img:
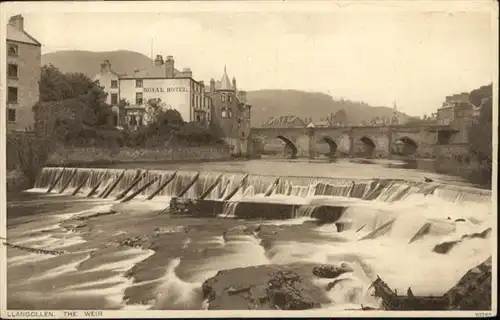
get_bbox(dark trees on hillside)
[467,84,493,187]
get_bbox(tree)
[468,97,492,161]
[469,83,493,107]
[38,64,112,127]
[467,85,493,187]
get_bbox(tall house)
[93,55,212,131]
[207,66,252,155]
[6,15,41,132]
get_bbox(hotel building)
[5,15,41,132]
[94,55,210,130]
[94,55,251,155]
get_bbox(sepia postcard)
[0,0,498,318]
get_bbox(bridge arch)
[276,135,298,159]
[360,136,376,158]
[393,136,418,156]
[321,137,338,156]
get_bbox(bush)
[7,132,56,187]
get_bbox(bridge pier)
[307,126,316,159]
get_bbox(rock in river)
[312,263,353,278]
[202,263,330,310]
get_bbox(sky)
[4,1,497,117]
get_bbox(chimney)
[232,77,237,90]
[182,67,192,78]
[154,54,164,66]
[100,60,111,73]
[165,55,175,78]
[9,15,24,31]
[238,90,247,103]
[210,78,215,94]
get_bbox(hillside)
[42,50,410,126]
[246,90,410,126]
[41,50,152,77]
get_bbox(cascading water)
[14,165,493,311]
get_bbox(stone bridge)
[249,124,456,159]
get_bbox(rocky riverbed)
[6,192,493,311]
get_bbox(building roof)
[6,24,41,46]
[314,119,332,127]
[127,64,181,78]
[218,66,233,91]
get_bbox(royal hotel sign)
[143,87,188,93]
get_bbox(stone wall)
[47,145,232,166]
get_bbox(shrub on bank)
[7,132,56,188]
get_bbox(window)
[111,80,118,88]
[111,93,118,105]
[8,64,18,78]
[70,111,77,120]
[8,87,18,104]
[221,108,227,118]
[228,109,233,119]
[228,95,232,102]
[221,94,226,102]
[138,115,143,126]
[130,115,137,126]
[136,92,143,104]
[8,109,16,122]
[8,43,18,56]
[136,79,143,88]
[196,114,201,122]
[112,114,118,127]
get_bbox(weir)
[34,167,492,222]
[59,169,77,194]
[100,169,127,198]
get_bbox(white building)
[93,55,211,130]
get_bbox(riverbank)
[46,146,232,166]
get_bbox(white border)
[0,1,498,318]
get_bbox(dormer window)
[111,80,118,88]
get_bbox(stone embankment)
[47,146,231,166]
[445,257,492,310]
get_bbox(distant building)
[263,115,306,128]
[313,119,332,128]
[436,93,475,145]
[93,55,212,131]
[6,15,41,132]
[206,66,252,155]
[437,93,475,126]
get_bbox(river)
[6,159,493,311]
